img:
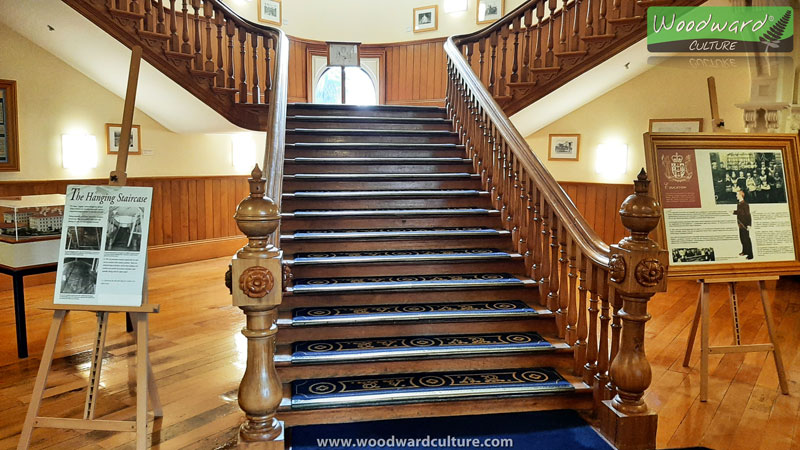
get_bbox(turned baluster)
[499,26,509,95]
[478,39,486,84]
[598,0,607,34]
[498,148,508,223]
[556,224,569,338]
[265,37,273,94]
[238,27,248,102]
[522,9,532,81]
[156,0,165,34]
[226,20,236,88]
[546,0,556,66]
[585,0,594,37]
[565,236,578,346]
[251,35,261,103]
[169,0,179,51]
[215,13,225,86]
[143,0,152,32]
[181,0,191,53]
[511,15,521,83]
[510,160,522,248]
[192,0,202,69]
[465,43,473,70]
[595,281,612,409]
[600,170,667,450]
[574,250,588,374]
[572,0,581,51]
[612,0,621,20]
[584,263,600,384]
[489,32,498,95]
[129,0,139,13]
[203,2,214,72]
[547,213,561,323]
[517,172,529,256]
[534,1,544,68]
[537,202,551,303]
[559,2,567,53]
[606,287,622,399]
[529,188,541,282]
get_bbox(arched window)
[313,66,377,105]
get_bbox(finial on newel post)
[229,164,284,448]
[599,168,668,450]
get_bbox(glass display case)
[0,194,65,242]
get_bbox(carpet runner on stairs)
[288,249,514,265]
[290,273,526,294]
[291,367,574,409]
[288,227,506,240]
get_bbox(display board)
[644,133,800,279]
[53,185,153,306]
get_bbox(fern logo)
[648,6,794,53]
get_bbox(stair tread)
[289,128,458,135]
[284,190,486,198]
[288,115,451,124]
[287,157,472,164]
[289,273,531,294]
[288,173,477,180]
[285,208,497,218]
[284,227,508,240]
[290,366,576,409]
[288,143,464,148]
[291,332,560,364]
[289,300,545,327]
[287,249,518,265]
[288,103,446,112]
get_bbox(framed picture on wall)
[413,5,438,33]
[548,134,580,161]
[649,118,703,133]
[105,123,141,155]
[477,0,505,24]
[0,79,20,172]
[258,0,281,25]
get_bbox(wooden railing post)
[600,169,667,450]
[229,166,284,449]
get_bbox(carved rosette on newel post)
[230,165,284,449]
[600,169,668,450]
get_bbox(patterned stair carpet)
[290,249,512,264]
[290,273,524,294]
[291,367,573,409]
[290,227,504,240]
[289,409,613,449]
[292,332,553,363]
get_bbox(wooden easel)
[18,45,162,449]
[683,276,789,402]
[707,76,730,133]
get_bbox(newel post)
[229,165,284,449]
[599,169,667,450]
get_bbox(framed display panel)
[548,134,580,161]
[105,123,141,155]
[413,5,438,33]
[258,0,281,25]
[644,133,800,279]
[0,80,20,172]
[477,0,505,24]
[327,42,361,67]
[649,118,703,133]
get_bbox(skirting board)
[0,236,247,291]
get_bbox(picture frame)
[258,0,281,25]
[0,79,21,172]
[327,42,361,67]
[644,132,800,279]
[105,123,141,155]
[413,5,438,33]
[548,134,580,161]
[649,118,704,133]
[477,0,505,24]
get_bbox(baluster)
[565,235,578,346]
[522,179,533,272]
[574,250,588,374]
[511,15,521,82]
[546,0,556,66]
[238,27,248,102]
[215,12,225,86]
[555,223,568,337]
[465,43,473,71]
[534,1,544,68]
[498,147,508,223]
[559,1,568,53]
[226,20,236,89]
[181,0,191,54]
[265,37,273,94]
[607,285,622,399]
[598,0,607,34]
[512,160,523,250]
[251,35,261,103]
[499,26,509,95]
[156,0,166,34]
[129,0,139,13]
[547,211,560,316]
[204,2,214,72]
[572,0,582,51]
[537,202,551,303]
[522,9,532,82]
[529,188,541,282]
[516,171,528,256]
[192,0,202,69]
[143,0,152,32]
[585,0,594,37]
[489,32,498,95]
[169,0,179,51]
[584,264,599,384]
[595,281,612,408]
[478,39,486,85]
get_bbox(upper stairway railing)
[455,0,705,114]
[446,3,670,447]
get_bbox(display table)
[0,260,58,358]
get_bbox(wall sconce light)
[231,133,257,171]
[595,142,628,176]
[444,0,468,13]
[61,134,97,169]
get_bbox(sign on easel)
[54,185,153,307]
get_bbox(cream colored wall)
[524,62,751,184]
[227,0,526,43]
[0,23,262,182]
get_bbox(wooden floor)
[0,257,798,449]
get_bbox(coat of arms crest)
[661,152,694,182]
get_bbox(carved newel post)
[230,165,284,449]
[600,169,668,450]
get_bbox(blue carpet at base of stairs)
[289,409,613,450]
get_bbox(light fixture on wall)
[231,133,257,171]
[444,0,468,13]
[61,134,97,169]
[595,142,628,177]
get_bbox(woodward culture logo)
[648,6,793,52]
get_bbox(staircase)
[276,103,591,425]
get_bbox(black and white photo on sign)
[60,257,98,295]
[259,0,281,24]
[414,6,437,32]
[548,134,580,160]
[66,226,102,251]
[106,206,145,252]
[105,123,141,154]
[672,247,715,263]
[478,0,504,23]
[709,151,788,205]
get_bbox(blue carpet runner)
[291,249,511,264]
[289,409,612,449]
[291,273,524,294]
[291,227,503,240]
[292,332,552,363]
[291,367,572,409]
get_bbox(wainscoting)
[559,181,631,246]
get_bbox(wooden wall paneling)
[188,180,198,241]
[161,179,174,244]
[204,180,214,239]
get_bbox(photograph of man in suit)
[733,190,754,260]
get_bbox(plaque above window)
[327,42,360,67]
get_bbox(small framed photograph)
[105,123,141,155]
[477,0,505,24]
[649,118,703,133]
[258,0,281,25]
[0,79,20,172]
[328,42,360,67]
[413,5,438,33]
[548,134,580,161]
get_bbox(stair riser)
[286,149,467,159]
[286,134,459,144]
[287,105,447,118]
[282,197,489,211]
[287,120,452,131]
[284,163,474,174]
[278,392,593,427]
[281,216,503,232]
[282,287,537,308]
[288,260,526,279]
[280,236,515,253]
[275,319,555,344]
[284,179,483,191]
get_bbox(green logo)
[647,7,793,52]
